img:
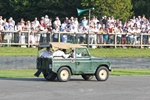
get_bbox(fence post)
[50,32,52,42]
[140,33,143,48]
[114,33,117,48]
[28,31,30,47]
[58,32,60,42]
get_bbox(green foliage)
[0,0,149,24]
[81,0,133,21]
[132,0,150,18]
[0,0,13,17]
[0,0,82,22]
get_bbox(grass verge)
[0,47,150,58]
[111,68,150,76]
[0,68,150,78]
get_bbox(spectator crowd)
[0,14,150,47]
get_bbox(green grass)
[0,47,150,58]
[0,47,37,56]
[0,47,150,78]
[0,68,150,78]
[89,48,150,58]
[111,68,150,76]
[0,69,37,78]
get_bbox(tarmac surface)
[0,76,150,100]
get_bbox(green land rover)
[34,43,111,82]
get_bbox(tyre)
[43,72,57,81]
[57,67,71,82]
[81,74,94,80]
[95,66,109,81]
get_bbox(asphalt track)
[0,76,150,100]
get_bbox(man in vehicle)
[39,46,53,58]
[53,48,69,58]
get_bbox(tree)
[0,0,138,22]
[6,0,82,22]
[0,0,13,19]
[132,0,150,19]
[81,0,133,21]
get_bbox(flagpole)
[76,7,94,48]
[87,9,91,48]
[87,8,94,48]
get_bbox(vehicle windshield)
[75,48,90,58]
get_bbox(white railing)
[0,31,150,48]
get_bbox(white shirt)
[0,25,4,34]
[8,22,15,31]
[0,19,4,25]
[82,19,88,28]
[33,20,40,28]
[53,50,69,58]
[39,50,53,58]
[44,18,50,24]
[53,20,61,27]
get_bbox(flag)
[77,8,90,16]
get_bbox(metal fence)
[0,31,150,48]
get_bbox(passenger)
[68,49,75,58]
[53,48,69,58]
[39,46,53,58]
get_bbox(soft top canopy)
[38,42,85,50]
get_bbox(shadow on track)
[0,77,98,82]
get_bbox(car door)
[75,48,92,74]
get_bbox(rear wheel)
[81,74,94,80]
[95,66,109,81]
[43,72,57,81]
[57,67,71,82]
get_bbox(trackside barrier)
[0,31,150,48]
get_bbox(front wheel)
[95,66,109,81]
[81,74,94,80]
[57,67,71,82]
